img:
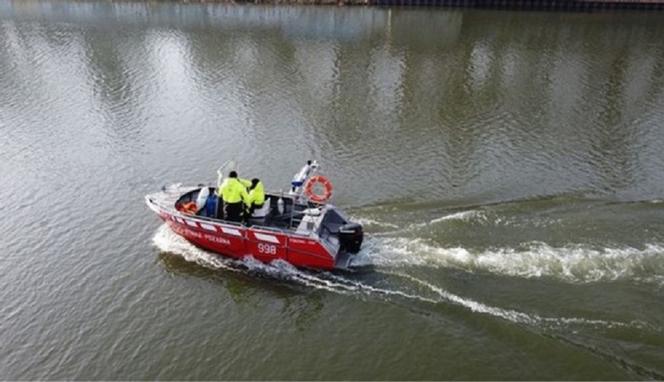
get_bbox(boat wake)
[360,237,664,285]
[152,222,664,379]
[348,204,664,286]
[151,224,653,332]
[428,210,486,224]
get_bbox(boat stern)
[312,205,364,270]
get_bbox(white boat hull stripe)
[254,232,280,244]
[200,223,217,231]
[221,227,242,237]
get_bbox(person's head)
[229,171,237,178]
[250,178,260,190]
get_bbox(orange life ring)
[304,175,333,204]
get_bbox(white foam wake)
[151,225,651,331]
[387,272,651,330]
[429,210,486,224]
[363,238,664,284]
[369,210,489,236]
[349,217,400,229]
[152,224,240,272]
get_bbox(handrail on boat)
[216,160,237,188]
[145,193,316,235]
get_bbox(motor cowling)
[338,223,363,254]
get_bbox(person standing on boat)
[218,171,249,222]
[246,178,265,217]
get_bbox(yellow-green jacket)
[248,181,265,206]
[218,178,249,204]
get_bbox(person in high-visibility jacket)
[217,171,249,222]
[246,178,265,217]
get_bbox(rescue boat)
[145,161,364,270]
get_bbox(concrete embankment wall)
[242,0,664,9]
[369,0,664,9]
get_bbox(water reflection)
[1,0,663,205]
[0,1,388,39]
[158,252,324,330]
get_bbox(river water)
[2,1,664,379]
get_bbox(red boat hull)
[156,209,337,270]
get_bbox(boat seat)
[252,198,270,218]
[247,199,271,226]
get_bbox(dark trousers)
[224,201,244,222]
[216,197,224,219]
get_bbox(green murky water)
[1,1,664,379]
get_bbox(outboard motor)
[338,223,363,254]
